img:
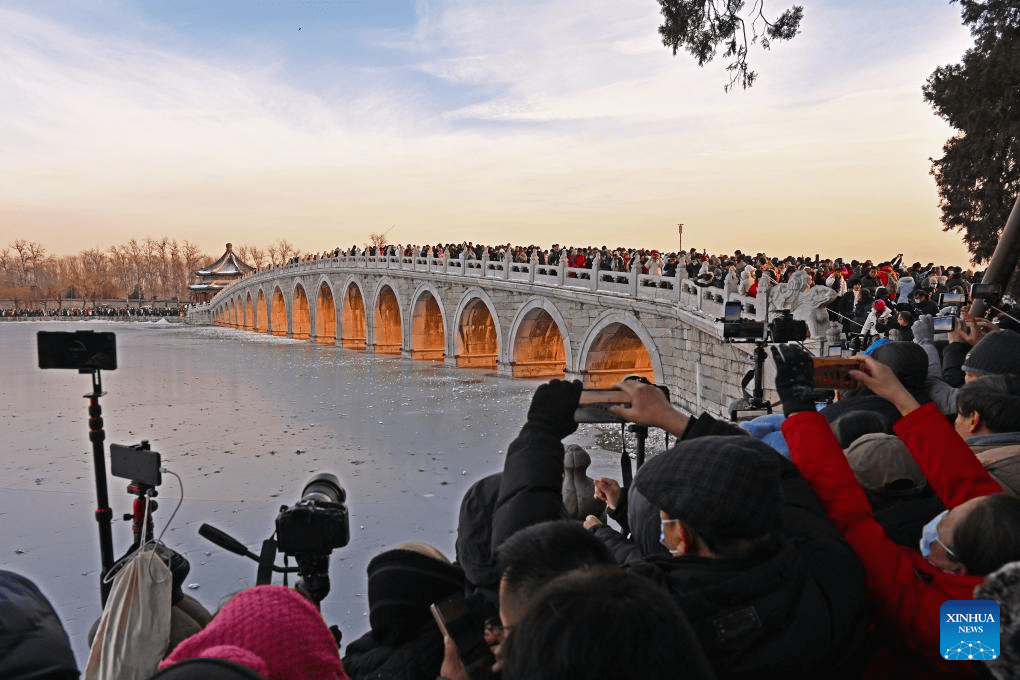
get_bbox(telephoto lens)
[301,473,344,505]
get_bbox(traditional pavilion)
[188,243,255,303]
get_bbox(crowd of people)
[6,245,1020,679]
[0,305,189,319]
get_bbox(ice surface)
[0,320,627,666]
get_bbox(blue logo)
[941,600,1000,661]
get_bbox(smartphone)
[932,316,956,332]
[430,595,494,680]
[812,357,863,390]
[38,331,117,371]
[940,292,967,306]
[110,443,162,486]
[574,389,629,423]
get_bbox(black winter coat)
[597,414,871,678]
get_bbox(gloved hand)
[526,379,583,438]
[770,344,817,415]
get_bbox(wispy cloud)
[0,2,982,264]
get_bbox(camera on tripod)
[275,473,350,555]
[723,309,807,344]
[200,472,351,607]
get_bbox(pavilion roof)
[194,243,255,278]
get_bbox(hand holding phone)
[574,389,630,423]
[431,596,495,680]
[811,357,864,390]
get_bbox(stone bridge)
[187,254,790,418]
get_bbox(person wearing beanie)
[820,341,931,430]
[940,317,1009,388]
[343,544,480,680]
[158,585,350,680]
[929,326,1020,414]
[962,329,1020,380]
[582,380,869,677]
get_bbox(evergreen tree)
[924,0,1020,262]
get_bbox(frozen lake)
[0,319,627,667]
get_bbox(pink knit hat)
[159,585,349,680]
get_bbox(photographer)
[583,381,869,677]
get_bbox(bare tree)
[268,238,300,267]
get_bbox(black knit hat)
[962,330,1020,378]
[366,548,465,646]
[633,436,782,544]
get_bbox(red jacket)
[783,403,1002,678]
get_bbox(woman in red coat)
[776,348,1020,678]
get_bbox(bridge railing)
[192,254,767,323]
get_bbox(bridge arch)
[245,293,254,330]
[313,278,337,345]
[577,311,662,388]
[371,280,403,355]
[232,299,241,328]
[507,298,571,378]
[341,278,367,350]
[271,286,288,337]
[409,283,447,360]
[255,289,268,333]
[454,288,502,370]
[292,282,311,340]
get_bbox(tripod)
[83,369,116,606]
[728,340,774,422]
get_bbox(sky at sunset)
[1,1,984,265]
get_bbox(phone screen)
[811,357,863,390]
[430,596,494,680]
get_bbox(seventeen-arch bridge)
[187,254,776,418]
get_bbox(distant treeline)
[0,238,304,309]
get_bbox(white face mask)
[919,509,949,557]
[659,518,682,557]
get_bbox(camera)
[769,311,808,343]
[275,473,350,555]
[723,319,766,341]
[932,316,957,332]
